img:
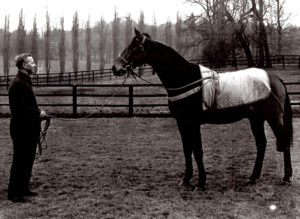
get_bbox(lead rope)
[34,76,129,158]
[36,118,51,159]
[46,76,129,121]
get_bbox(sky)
[0,0,299,31]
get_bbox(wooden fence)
[0,55,299,86]
[190,55,300,69]
[0,67,154,86]
[0,82,299,118]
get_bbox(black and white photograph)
[0,0,299,218]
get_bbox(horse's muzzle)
[112,64,128,76]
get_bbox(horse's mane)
[150,40,191,67]
[145,36,200,87]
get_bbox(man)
[8,53,48,202]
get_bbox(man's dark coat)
[8,71,41,197]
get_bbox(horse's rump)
[201,66,272,110]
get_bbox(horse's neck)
[146,42,199,89]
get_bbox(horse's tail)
[282,79,293,150]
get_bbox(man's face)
[23,57,37,74]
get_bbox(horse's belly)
[200,106,249,124]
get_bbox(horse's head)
[112,28,149,76]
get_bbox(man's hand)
[40,110,50,120]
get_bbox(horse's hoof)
[245,179,256,186]
[179,180,191,188]
[195,184,206,192]
[282,177,292,184]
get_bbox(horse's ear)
[134,28,143,39]
[143,33,151,39]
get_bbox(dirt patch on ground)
[0,117,299,218]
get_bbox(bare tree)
[251,0,272,67]
[223,0,255,66]
[186,0,255,66]
[150,15,158,74]
[138,11,146,75]
[125,14,133,45]
[138,11,145,32]
[59,16,66,76]
[175,12,183,54]
[85,17,92,72]
[98,17,107,72]
[184,12,198,58]
[17,9,26,54]
[272,0,289,54]
[164,20,173,47]
[184,1,230,63]
[44,9,51,75]
[112,8,120,63]
[3,15,11,80]
[31,15,39,67]
[72,11,79,77]
[151,15,157,40]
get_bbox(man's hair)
[15,53,32,69]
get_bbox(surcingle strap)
[168,86,202,102]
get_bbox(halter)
[119,36,216,102]
[118,35,147,74]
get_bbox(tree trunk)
[224,9,254,67]
[276,0,282,54]
[252,0,272,68]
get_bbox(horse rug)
[200,65,272,110]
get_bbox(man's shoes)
[22,190,38,197]
[8,195,26,203]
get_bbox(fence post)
[298,56,300,69]
[92,70,95,82]
[6,75,9,88]
[129,85,133,116]
[6,75,9,90]
[72,85,77,118]
[282,55,285,68]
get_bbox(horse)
[112,28,293,190]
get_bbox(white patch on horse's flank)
[201,66,271,110]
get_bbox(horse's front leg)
[192,129,206,189]
[177,119,206,189]
[177,119,193,186]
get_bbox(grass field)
[0,65,299,218]
[0,117,299,218]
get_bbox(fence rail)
[0,67,154,86]
[0,82,299,117]
[0,55,299,86]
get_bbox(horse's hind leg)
[283,150,292,182]
[267,118,293,182]
[248,118,267,184]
